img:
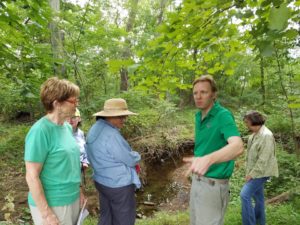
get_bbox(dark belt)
[195,175,229,186]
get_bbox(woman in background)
[241,111,278,225]
[68,108,89,169]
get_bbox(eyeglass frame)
[65,98,80,106]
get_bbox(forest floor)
[1,133,296,223]
[1,117,299,224]
[0,118,195,223]
[0,155,192,223]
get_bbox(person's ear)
[52,100,61,109]
[212,92,217,100]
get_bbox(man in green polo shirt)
[184,75,244,225]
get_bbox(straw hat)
[74,108,81,117]
[93,98,137,117]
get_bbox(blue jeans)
[240,177,269,225]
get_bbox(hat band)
[104,108,128,111]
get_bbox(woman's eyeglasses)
[65,98,80,106]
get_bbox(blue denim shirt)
[86,119,141,188]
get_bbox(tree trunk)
[274,48,298,154]
[238,75,246,108]
[259,56,265,105]
[120,0,139,91]
[49,0,66,77]
[120,67,129,91]
[157,0,168,25]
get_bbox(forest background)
[0,0,300,224]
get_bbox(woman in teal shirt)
[24,77,85,225]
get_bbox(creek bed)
[136,156,191,218]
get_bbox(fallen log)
[142,201,156,206]
[266,192,290,204]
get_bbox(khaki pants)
[190,175,230,225]
[29,198,80,225]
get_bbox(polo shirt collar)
[199,101,220,119]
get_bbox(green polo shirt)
[194,101,240,179]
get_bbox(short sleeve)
[219,111,240,141]
[24,126,49,163]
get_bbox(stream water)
[136,157,191,217]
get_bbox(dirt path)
[0,167,28,222]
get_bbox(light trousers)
[190,175,230,225]
[29,198,80,225]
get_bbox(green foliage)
[83,201,300,225]
[0,0,52,118]
[265,203,300,224]
[82,211,190,225]
[0,0,299,141]
[266,113,294,136]
[227,128,300,205]
[136,211,189,225]
[268,3,290,31]
[228,158,246,205]
[0,103,299,223]
[225,201,300,225]
[122,109,160,138]
[266,148,300,196]
[0,75,42,119]
[0,123,30,168]
[119,90,179,138]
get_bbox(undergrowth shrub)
[226,146,300,207]
[119,91,179,138]
[122,109,160,138]
[267,113,293,135]
[265,148,300,196]
[0,75,43,121]
[135,211,189,225]
[83,202,300,225]
[0,123,30,168]
[225,202,300,225]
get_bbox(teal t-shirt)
[194,101,240,179]
[24,116,81,206]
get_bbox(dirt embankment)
[0,136,194,223]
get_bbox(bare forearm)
[184,136,244,177]
[25,174,52,218]
[207,137,244,165]
[25,162,59,225]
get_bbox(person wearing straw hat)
[86,98,141,225]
